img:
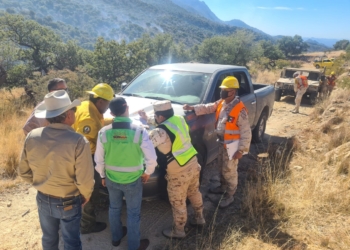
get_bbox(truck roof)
[150,63,246,73]
[283,67,322,73]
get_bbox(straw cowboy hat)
[35,90,81,118]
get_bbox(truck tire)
[310,93,317,105]
[315,64,320,69]
[275,89,282,101]
[252,111,267,143]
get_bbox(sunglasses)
[52,88,69,92]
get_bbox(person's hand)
[101,178,106,187]
[141,173,150,183]
[233,151,243,160]
[138,110,147,120]
[183,104,194,111]
[82,196,90,206]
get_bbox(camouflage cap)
[153,100,172,112]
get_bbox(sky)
[202,0,350,40]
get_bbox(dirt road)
[0,95,314,250]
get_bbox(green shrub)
[275,59,302,69]
[28,69,96,102]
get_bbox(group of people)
[292,71,337,113]
[18,75,252,250]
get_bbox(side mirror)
[121,82,128,90]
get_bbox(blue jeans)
[106,177,142,250]
[36,192,82,250]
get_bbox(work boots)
[209,185,225,194]
[162,227,186,239]
[219,194,234,209]
[190,212,206,226]
[291,107,299,114]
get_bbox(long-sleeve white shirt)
[94,121,158,178]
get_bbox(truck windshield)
[122,69,212,105]
[284,70,319,81]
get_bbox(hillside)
[0,0,271,49]
[171,0,268,35]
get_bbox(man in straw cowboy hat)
[23,78,69,135]
[19,90,94,250]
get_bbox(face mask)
[220,90,229,99]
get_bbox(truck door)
[233,71,256,127]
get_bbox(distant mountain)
[1,0,272,49]
[171,0,221,22]
[171,0,269,36]
[305,39,331,52]
[303,37,339,48]
[224,19,267,35]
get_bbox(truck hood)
[276,78,319,86]
[104,95,187,121]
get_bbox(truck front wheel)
[252,111,267,143]
[315,65,320,69]
[275,89,282,101]
[310,93,317,105]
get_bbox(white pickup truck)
[106,63,275,198]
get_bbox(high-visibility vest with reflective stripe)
[160,115,197,166]
[215,100,246,145]
[99,118,144,184]
[300,75,308,88]
[327,76,336,86]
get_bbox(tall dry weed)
[252,70,280,84]
[265,88,350,249]
[0,88,29,179]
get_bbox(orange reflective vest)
[300,75,308,88]
[215,100,247,145]
[327,76,336,86]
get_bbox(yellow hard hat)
[331,71,335,75]
[219,76,240,89]
[86,83,114,101]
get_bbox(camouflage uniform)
[294,77,307,112]
[318,76,328,100]
[148,126,204,233]
[194,97,252,197]
[326,75,337,96]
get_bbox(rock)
[257,153,269,158]
[7,202,11,207]
[293,166,303,171]
[329,107,336,112]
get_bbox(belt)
[38,191,79,200]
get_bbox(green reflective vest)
[160,115,197,166]
[99,117,144,184]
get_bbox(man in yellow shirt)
[73,83,114,234]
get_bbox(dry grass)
[258,88,350,249]
[0,88,29,182]
[252,70,280,84]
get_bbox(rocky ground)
[0,95,314,250]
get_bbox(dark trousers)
[37,192,82,250]
[80,155,101,232]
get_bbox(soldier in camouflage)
[139,101,205,239]
[183,76,252,208]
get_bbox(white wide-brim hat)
[35,90,81,118]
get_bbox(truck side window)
[234,72,250,96]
